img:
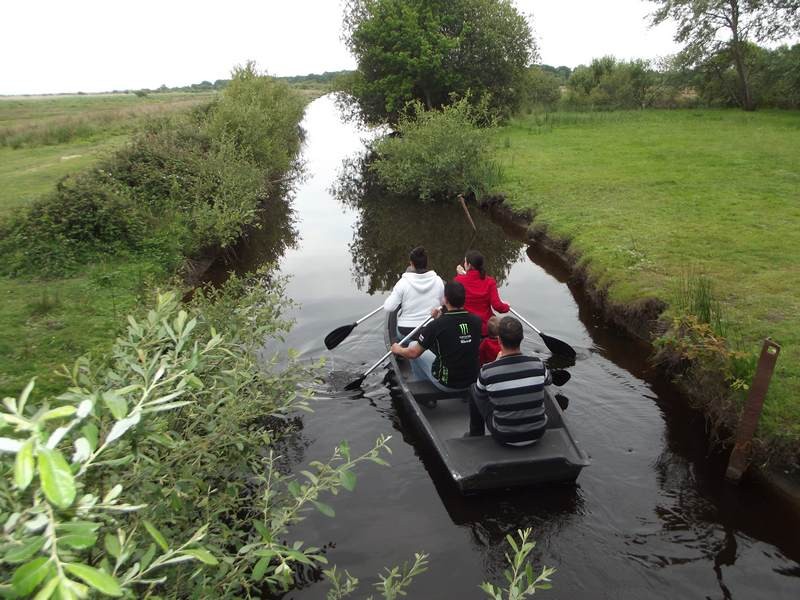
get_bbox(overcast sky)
[2,0,684,95]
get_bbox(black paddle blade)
[540,333,577,360]
[555,393,570,411]
[550,369,571,387]
[343,375,366,391]
[324,323,357,350]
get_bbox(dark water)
[230,96,800,599]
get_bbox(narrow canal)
[225,95,800,599]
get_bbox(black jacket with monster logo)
[418,309,482,389]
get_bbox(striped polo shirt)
[475,354,549,444]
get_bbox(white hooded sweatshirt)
[383,270,445,328]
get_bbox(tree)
[650,0,800,110]
[340,0,536,124]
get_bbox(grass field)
[0,91,216,148]
[493,109,800,454]
[0,93,214,397]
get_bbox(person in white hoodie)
[383,246,444,339]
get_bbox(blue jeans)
[410,345,469,393]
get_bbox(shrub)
[370,97,501,201]
[0,171,148,276]
[0,274,393,598]
[0,62,306,277]
[206,61,305,183]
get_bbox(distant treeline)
[525,44,800,111]
[130,71,352,96]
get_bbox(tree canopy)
[340,0,536,124]
[649,0,800,110]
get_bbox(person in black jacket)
[391,281,481,392]
[467,316,551,445]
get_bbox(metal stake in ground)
[725,338,781,483]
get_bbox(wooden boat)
[385,310,590,493]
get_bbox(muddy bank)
[479,195,800,508]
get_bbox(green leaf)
[312,501,335,518]
[4,536,45,563]
[41,406,77,421]
[59,533,97,550]
[81,423,98,451]
[338,469,357,492]
[18,379,35,413]
[287,480,301,497]
[143,520,168,552]
[64,563,122,597]
[253,520,271,541]
[11,557,50,596]
[181,548,218,565]
[140,544,157,570]
[37,448,76,508]
[252,557,270,581]
[102,391,127,420]
[104,534,121,559]
[14,439,34,490]
[32,575,59,600]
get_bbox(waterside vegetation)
[0,63,304,397]
[492,108,800,467]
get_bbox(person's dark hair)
[465,250,486,279]
[409,246,428,270]
[498,316,524,348]
[486,316,500,338]
[444,281,466,308]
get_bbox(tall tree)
[340,0,536,124]
[650,0,799,110]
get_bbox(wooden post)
[458,195,477,231]
[725,338,781,483]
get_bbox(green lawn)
[0,136,126,217]
[493,109,800,452]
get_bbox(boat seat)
[404,380,468,403]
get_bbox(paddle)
[324,306,384,350]
[550,369,571,387]
[509,307,577,360]
[344,316,433,390]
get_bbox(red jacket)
[455,270,510,336]
[479,337,501,366]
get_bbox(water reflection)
[204,182,299,282]
[332,153,523,293]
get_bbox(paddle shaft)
[509,307,542,335]
[355,306,383,325]
[360,316,433,380]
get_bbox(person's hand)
[430,306,442,319]
[456,264,466,275]
[391,343,403,355]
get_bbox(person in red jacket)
[479,316,501,366]
[455,250,510,337]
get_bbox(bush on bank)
[0,63,305,278]
[370,96,500,201]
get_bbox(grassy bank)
[0,72,305,398]
[492,109,800,463]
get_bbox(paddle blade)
[540,333,577,360]
[550,369,571,387]
[324,323,357,350]
[555,393,570,411]
[343,375,366,391]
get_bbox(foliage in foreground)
[370,97,500,201]
[323,528,554,599]
[0,272,392,598]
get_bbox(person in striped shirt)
[467,316,552,445]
